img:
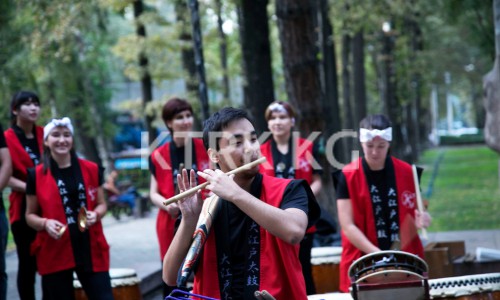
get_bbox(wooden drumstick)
[162,156,267,206]
[412,164,428,239]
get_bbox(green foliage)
[419,145,500,231]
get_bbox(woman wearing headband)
[25,118,113,300]
[260,101,322,295]
[4,91,43,300]
[149,97,210,297]
[335,114,431,292]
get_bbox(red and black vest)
[339,157,424,292]
[4,126,44,224]
[260,137,316,234]
[150,138,210,259]
[192,174,307,300]
[30,159,110,275]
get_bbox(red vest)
[150,138,210,259]
[30,159,110,275]
[4,126,44,223]
[339,157,424,292]
[192,174,307,300]
[260,138,316,233]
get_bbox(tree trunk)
[133,0,156,144]
[214,0,230,102]
[275,0,324,134]
[237,0,274,133]
[174,0,198,98]
[341,33,355,158]
[188,0,210,121]
[317,0,344,164]
[483,0,500,154]
[352,30,367,126]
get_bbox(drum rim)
[355,269,425,284]
[348,250,429,280]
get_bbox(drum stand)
[351,277,430,300]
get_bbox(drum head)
[348,250,428,282]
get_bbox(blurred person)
[163,107,320,299]
[149,97,210,297]
[259,101,322,295]
[0,123,12,300]
[335,114,431,292]
[104,169,137,215]
[4,91,43,300]
[25,117,113,300]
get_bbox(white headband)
[268,102,288,114]
[359,127,392,142]
[43,117,74,140]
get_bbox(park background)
[0,0,499,234]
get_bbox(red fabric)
[260,138,316,233]
[193,174,307,300]
[4,126,43,224]
[151,138,209,259]
[30,159,110,275]
[339,157,424,292]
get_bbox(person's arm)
[310,174,322,197]
[86,187,107,227]
[103,177,120,195]
[26,194,65,239]
[198,169,308,245]
[163,169,203,286]
[0,148,12,190]
[337,198,380,254]
[150,174,180,218]
[8,177,26,192]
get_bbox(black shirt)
[12,124,41,166]
[213,173,319,298]
[270,138,323,179]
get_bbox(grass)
[418,145,500,231]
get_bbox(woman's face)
[14,100,40,124]
[267,111,294,138]
[44,126,73,157]
[167,110,193,133]
[361,137,390,169]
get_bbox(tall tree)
[237,0,275,133]
[275,0,324,134]
[214,0,230,102]
[352,30,367,125]
[133,0,156,143]
[483,0,500,153]
[188,0,210,121]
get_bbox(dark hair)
[264,101,296,121]
[359,114,392,130]
[202,107,254,150]
[161,97,193,133]
[10,91,40,126]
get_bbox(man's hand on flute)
[197,169,241,202]
[176,169,203,225]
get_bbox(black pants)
[11,220,37,300]
[42,268,114,300]
[299,232,316,295]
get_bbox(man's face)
[214,118,261,177]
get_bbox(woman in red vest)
[25,117,113,300]
[335,114,431,292]
[259,101,322,295]
[149,97,209,297]
[5,91,43,300]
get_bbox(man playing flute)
[163,107,320,300]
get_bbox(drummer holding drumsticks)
[335,114,431,292]
[163,107,320,300]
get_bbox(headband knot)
[359,127,392,142]
[43,117,74,140]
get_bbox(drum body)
[311,247,342,293]
[429,273,500,300]
[348,251,430,300]
[308,292,353,300]
[74,268,142,300]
